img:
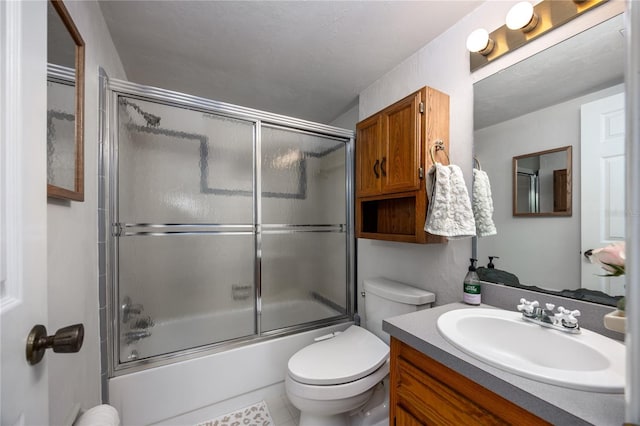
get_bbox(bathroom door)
[580,91,625,295]
[0,1,50,424]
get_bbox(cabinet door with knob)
[381,90,421,194]
[356,90,421,198]
[356,113,383,197]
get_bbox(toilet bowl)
[285,278,435,426]
[285,326,389,426]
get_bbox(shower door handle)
[373,159,380,178]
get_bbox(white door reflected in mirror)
[580,92,625,296]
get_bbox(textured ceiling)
[98,1,480,124]
[474,14,625,130]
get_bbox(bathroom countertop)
[382,302,625,426]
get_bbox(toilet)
[285,277,435,426]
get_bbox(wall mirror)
[47,0,85,201]
[513,146,572,216]
[473,13,625,305]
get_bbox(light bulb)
[506,2,539,32]
[466,29,494,56]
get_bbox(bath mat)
[196,400,273,426]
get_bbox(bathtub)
[110,299,350,425]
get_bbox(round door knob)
[26,323,84,365]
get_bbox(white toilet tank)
[363,277,435,344]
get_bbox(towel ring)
[429,140,450,165]
[474,156,482,170]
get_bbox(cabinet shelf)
[361,196,415,235]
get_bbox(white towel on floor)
[472,168,497,237]
[74,405,120,426]
[425,163,476,239]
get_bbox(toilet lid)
[287,325,390,385]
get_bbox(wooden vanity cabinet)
[355,87,449,244]
[390,338,551,426]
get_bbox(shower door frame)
[100,74,355,376]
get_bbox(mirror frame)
[512,145,572,217]
[47,0,85,201]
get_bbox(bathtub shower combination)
[101,74,355,386]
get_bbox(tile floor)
[263,394,300,426]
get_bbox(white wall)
[356,2,501,317]
[355,0,625,325]
[46,1,127,423]
[475,84,623,291]
[330,102,359,131]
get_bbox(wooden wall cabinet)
[355,87,449,244]
[390,338,551,426]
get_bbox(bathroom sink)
[436,308,625,393]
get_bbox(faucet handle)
[555,307,580,328]
[517,299,538,315]
[517,298,530,312]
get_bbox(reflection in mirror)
[47,0,85,201]
[513,146,571,216]
[473,14,625,305]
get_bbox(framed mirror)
[47,0,85,201]
[512,146,572,216]
[473,13,625,304]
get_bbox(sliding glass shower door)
[260,126,347,331]
[108,86,353,369]
[116,96,257,361]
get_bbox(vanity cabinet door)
[395,405,423,426]
[390,338,551,426]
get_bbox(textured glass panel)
[47,80,76,189]
[118,96,254,224]
[262,127,346,225]
[118,234,255,361]
[261,232,346,331]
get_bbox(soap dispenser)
[487,256,499,269]
[463,258,481,305]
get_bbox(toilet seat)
[286,360,389,401]
[287,326,390,386]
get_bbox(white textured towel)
[74,405,120,426]
[425,163,476,239]
[472,168,497,237]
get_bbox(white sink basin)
[436,308,625,393]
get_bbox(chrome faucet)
[124,329,152,345]
[121,296,144,323]
[517,298,581,334]
[132,315,155,329]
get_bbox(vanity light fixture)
[466,28,495,56]
[468,0,608,72]
[505,2,539,33]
